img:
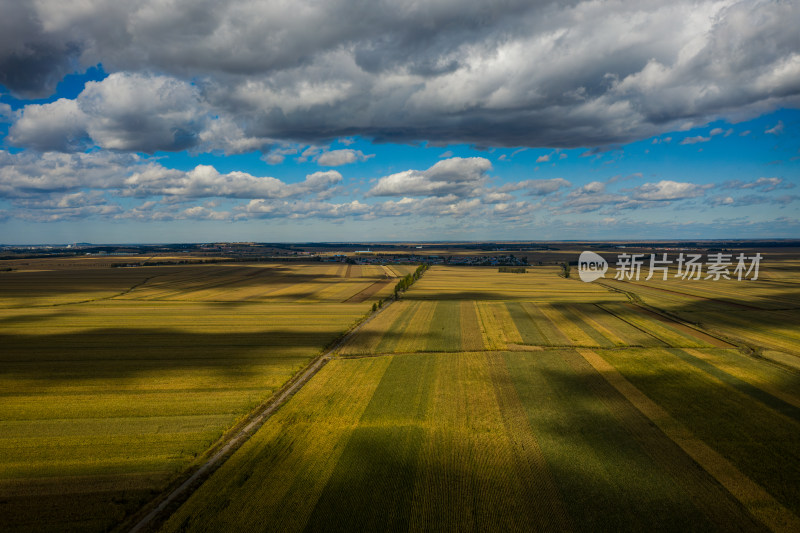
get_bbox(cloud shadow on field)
[338,327,460,355]
[532,355,800,517]
[506,356,775,531]
[0,264,385,302]
[0,311,72,326]
[404,291,546,301]
[0,327,343,384]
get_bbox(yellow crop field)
[4,259,799,532]
[602,268,800,360]
[408,265,623,301]
[162,262,800,532]
[0,261,389,532]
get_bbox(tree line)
[372,264,429,311]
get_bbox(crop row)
[163,347,799,531]
[338,299,725,355]
[0,265,376,532]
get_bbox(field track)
[128,299,398,532]
[157,264,800,532]
[4,261,799,532]
[0,262,395,532]
[343,280,394,303]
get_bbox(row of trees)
[393,264,429,297]
[371,264,429,312]
[498,266,526,273]
[372,265,428,311]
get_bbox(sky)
[0,0,798,244]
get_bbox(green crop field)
[161,261,800,532]
[0,261,394,532]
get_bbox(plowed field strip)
[576,348,800,533]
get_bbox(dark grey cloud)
[2,0,800,151]
[0,2,79,98]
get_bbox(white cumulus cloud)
[367,157,491,197]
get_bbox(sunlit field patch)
[0,261,388,532]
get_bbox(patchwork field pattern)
[0,262,394,532]
[164,264,800,532]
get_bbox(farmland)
[599,257,800,367]
[161,261,800,532]
[0,261,404,532]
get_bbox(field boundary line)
[342,279,393,303]
[595,303,671,346]
[567,303,627,346]
[594,280,738,348]
[13,271,170,309]
[335,344,743,359]
[609,279,763,310]
[682,348,800,412]
[126,299,396,533]
[576,348,800,533]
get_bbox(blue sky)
[0,1,798,244]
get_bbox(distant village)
[324,253,528,267]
